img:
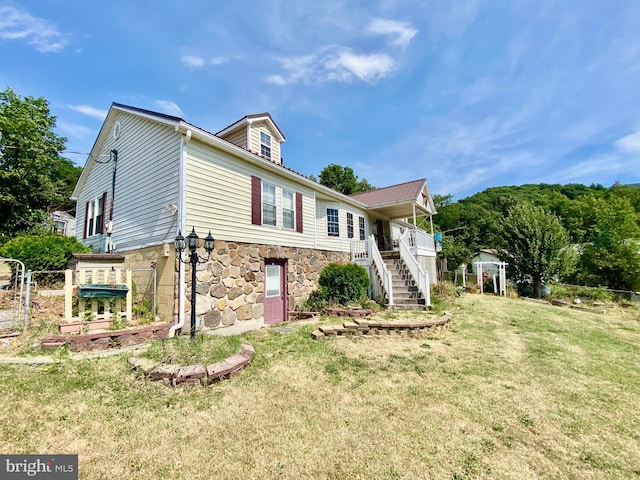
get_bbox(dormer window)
[260,131,272,159]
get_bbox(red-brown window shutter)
[83,201,90,239]
[295,192,303,233]
[251,176,262,225]
[102,191,108,233]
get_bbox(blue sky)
[1,0,639,199]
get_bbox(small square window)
[260,131,271,159]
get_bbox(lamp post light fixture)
[175,227,215,339]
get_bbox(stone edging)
[311,312,452,339]
[322,307,376,318]
[41,324,172,352]
[129,343,255,387]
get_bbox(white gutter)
[169,131,189,337]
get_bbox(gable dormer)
[216,113,286,165]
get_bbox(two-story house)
[71,103,437,333]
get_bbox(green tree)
[0,87,81,240]
[498,203,575,297]
[573,195,640,290]
[318,164,374,195]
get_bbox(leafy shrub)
[0,234,90,273]
[431,281,463,300]
[318,263,370,306]
[302,290,328,312]
[550,284,615,303]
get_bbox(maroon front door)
[264,260,286,324]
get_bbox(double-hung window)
[359,217,366,240]
[260,131,272,159]
[327,208,339,237]
[282,189,295,230]
[262,182,277,226]
[347,213,354,239]
[85,193,105,238]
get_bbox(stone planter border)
[322,307,376,318]
[129,343,255,387]
[41,323,171,352]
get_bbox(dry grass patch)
[1,294,639,479]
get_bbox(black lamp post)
[175,227,215,339]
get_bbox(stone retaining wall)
[186,241,350,331]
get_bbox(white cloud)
[153,100,184,118]
[0,5,68,52]
[265,74,287,86]
[182,55,206,68]
[68,105,108,120]
[182,54,228,68]
[56,121,95,139]
[269,47,396,85]
[325,50,395,83]
[368,19,417,48]
[615,131,640,152]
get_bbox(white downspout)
[313,191,318,249]
[169,131,189,337]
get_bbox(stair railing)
[398,233,431,306]
[369,234,393,305]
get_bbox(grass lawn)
[1,294,639,479]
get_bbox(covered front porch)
[348,178,439,309]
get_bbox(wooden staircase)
[379,251,427,310]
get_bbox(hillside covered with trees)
[434,183,640,291]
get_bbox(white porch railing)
[405,229,436,256]
[353,235,394,305]
[399,233,431,306]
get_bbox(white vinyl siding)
[185,140,315,248]
[220,128,247,149]
[75,112,181,252]
[315,201,368,252]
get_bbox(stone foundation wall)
[185,241,350,330]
